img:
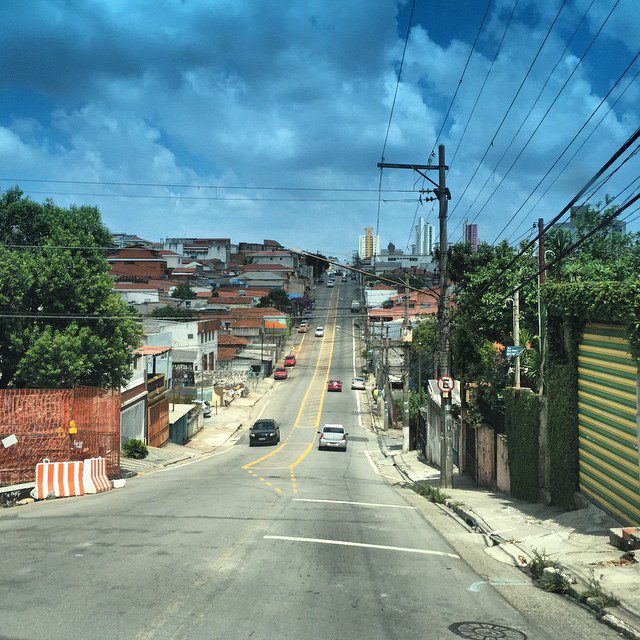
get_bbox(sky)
[0,0,638,259]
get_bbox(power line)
[447,0,568,225]
[7,189,418,203]
[473,0,625,243]
[505,63,640,243]
[0,177,415,194]
[376,0,417,243]
[448,0,520,169]
[404,0,494,250]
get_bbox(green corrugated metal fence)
[578,323,640,525]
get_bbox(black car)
[249,419,280,446]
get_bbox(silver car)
[351,377,365,390]
[317,424,348,451]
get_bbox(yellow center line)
[242,284,339,470]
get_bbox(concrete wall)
[496,434,511,494]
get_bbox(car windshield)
[253,421,275,431]
[323,427,344,433]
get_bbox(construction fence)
[0,386,120,487]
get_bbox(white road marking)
[293,498,416,510]
[352,318,363,428]
[264,535,460,559]
[255,399,270,420]
[364,449,381,475]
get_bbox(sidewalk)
[391,449,640,637]
[120,442,198,476]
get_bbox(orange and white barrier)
[82,457,111,494]
[33,457,112,500]
[34,458,85,499]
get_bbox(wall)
[496,434,511,494]
[476,425,495,488]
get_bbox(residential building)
[372,250,436,274]
[107,247,169,281]
[245,250,298,269]
[163,238,230,265]
[415,217,435,255]
[364,284,399,308]
[112,233,155,249]
[358,227,380,260]
[113,282,160,304]
[463,221,479,252]
[553,204,627,237]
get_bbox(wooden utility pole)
[377,149,451,480]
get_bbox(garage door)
[578,323,640,525]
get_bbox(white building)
[415,218,435,255]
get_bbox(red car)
[274,367,288,380]
[327,379,342,392]
[284,354,296,367]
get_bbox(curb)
[392,453,640,640]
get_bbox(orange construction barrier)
[82,457,112,494]
[34,459,85,500]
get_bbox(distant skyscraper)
[358,226,380,260]
[415,217,435,255]
[463,221,478,252]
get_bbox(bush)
[547,362,578,510]
[122,438,148,459]
[505,387,540,502]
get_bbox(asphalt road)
[0,279,620,640]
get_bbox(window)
[409,258,418,262]
[188,333,194,340]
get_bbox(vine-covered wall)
[504,387,540,502]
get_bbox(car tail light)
[320,433,325,439]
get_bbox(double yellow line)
[242,283,340,480]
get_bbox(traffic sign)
[505,345,525,358]
[437,375,455,394]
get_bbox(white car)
[317,424,348,451]
[327,281,334,288]
[351,377,365,391]
[315,326,324,337]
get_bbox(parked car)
[274,367,288,380]
[249,419,280,446]
[315,326,324,337]
[284,354,296,367]
[351,377,365,391]
[317,424,348,451]
[327,379,342,392]
[298,325,308,333]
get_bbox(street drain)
[449,622,527,639]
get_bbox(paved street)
[0,280,620,640]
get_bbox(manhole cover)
[449,622,527,639]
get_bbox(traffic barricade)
[82,457,112,494]
[33,459,85,500]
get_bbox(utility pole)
[377,149,451,483]
[402,278,410,453]
[538,217,546,395]
[436,144,453,489]
[383,325,390,431]
[513,289,520,388]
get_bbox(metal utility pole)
[383,325,390,431]
[436,144,453,489]
[402,278,410,453]
[513,289,521,388]
[377,148,451,482]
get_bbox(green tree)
[171,283,196,299]
[0,188,142,389]
[257,289,291,312]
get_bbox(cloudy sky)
[0,0,638,257]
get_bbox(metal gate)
[578,323,640,525]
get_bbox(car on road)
[315,326,324,337]
[303,309,313,318]
[249,419,280,446]
[351,377,365,390]
[298,324,307,333]
[284,354,296,367]
[326,281,334,288]
[317,424,348,451]
[274,367,288,380]
[327,379,342,392]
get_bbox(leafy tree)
[171,283,196,299]
[0,188,142,389]
[257,289,291,312]
[149,305,196,319]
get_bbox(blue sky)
[0,0,638,257]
